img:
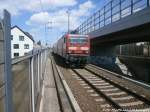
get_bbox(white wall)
[11,27,34,58]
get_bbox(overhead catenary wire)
[39,0,44,13]
[38,0,72,46]
[39,0,47,45]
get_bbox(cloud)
[23,0,77,12]
[0,0,20,16]
[26,0,95,44]
[26,12,51,25]
[26,10,75,31]
[26,1,95,30]
[72,0,94,18]
[0,0,77,16]
[45,0,77,7]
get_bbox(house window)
[13,44,19,49]
[24,52,28,55]
[11,35,13,40]
[19,36,24,41]
[64,37,66,43]
[24,44,29,49]
[14,53,19,57]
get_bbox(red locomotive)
[53,33,90,67]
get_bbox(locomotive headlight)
[68,47,77,50]
[81,47,89,50]
[85,51,89,53]
[68,50,72,53]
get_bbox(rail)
[72,69,123,110]
[88,64,150,90]
[50,54,82,112]
[73,68,150,111]
[76,0,150,34]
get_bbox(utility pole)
[44,23,47,46]
[45,21,52,46]
[47,21,52,29]
[47,21,52,47]
[66,10,70,33]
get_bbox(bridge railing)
[76,0,150,34]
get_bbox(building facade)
[11,26,34,58]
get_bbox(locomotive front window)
[69,37,88,43]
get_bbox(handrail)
[12,49,47,65]
[76,0,150,34]
[11,48,48,112]
[12,54,33,65]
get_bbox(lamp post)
[66,10,70,33]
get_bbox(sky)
[0,0,110,45]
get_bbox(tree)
[37,40,41,45]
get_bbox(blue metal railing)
[76,0,150,34]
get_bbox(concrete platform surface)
[39,58,60,112]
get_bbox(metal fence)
[116,42,150,57]
[12,49,48,112]
[0,10,48,112]
[76,0,150,34]
[0,10,12,112]
[0,16,5,112]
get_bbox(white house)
[11,26,34,58]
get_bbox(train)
[53,33,90,67]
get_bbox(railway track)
[50,55,82,112]
[72,68,150,111]
[87,64,150,90]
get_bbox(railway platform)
[39,55,83,112]
[39,58,60,112]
